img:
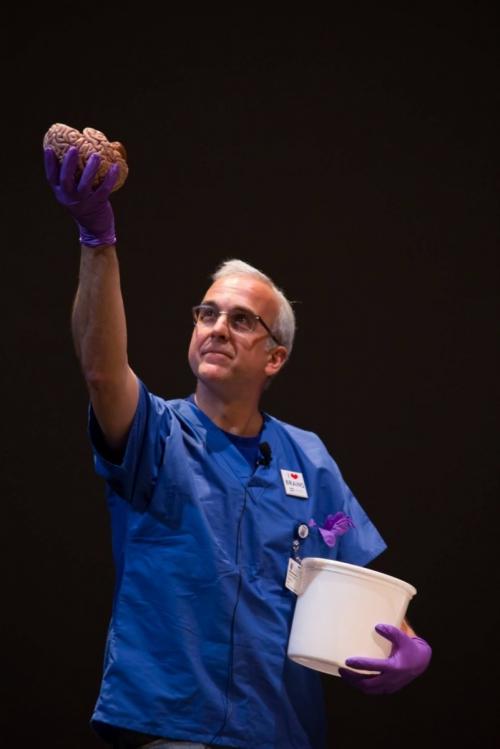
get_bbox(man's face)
[188,274,286,396]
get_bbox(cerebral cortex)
[43,123,128,192]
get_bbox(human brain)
[43,123,128,192]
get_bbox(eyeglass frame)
[192,303,282,346]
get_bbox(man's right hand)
[44,146,118,247]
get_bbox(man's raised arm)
[44,145,138,450]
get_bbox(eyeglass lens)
[193,305,256,332]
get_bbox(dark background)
[3,9,498,748]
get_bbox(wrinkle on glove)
[44,146,118,247]
[339,623,432,694]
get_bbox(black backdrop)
[3,9,498,748]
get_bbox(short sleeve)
[88,380,172,509]
[336,483,387,566]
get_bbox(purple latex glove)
[44,146,119,247]
[308,512,355,548]
[338,623,432,694]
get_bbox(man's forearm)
[72,244,129,388]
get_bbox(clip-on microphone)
[256,442,272,467]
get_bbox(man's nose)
[210,311,230,337]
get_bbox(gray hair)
[211,259,296,354]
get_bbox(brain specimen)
[43,123,128,192]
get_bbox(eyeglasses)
[192,304,282,346]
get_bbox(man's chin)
[197,361,232,381]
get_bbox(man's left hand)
[338,623,432,694]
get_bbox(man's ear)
[265,346,288,377]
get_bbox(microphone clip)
[256,442,272,467]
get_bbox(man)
[44,145,432,749]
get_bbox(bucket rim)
[301,557,417,597]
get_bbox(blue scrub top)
[89,381,387,748]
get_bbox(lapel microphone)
[256,442,272,467]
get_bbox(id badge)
[285,557,302,594]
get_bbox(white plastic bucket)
[287,558,416,676]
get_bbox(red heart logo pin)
[291,473,299,479]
